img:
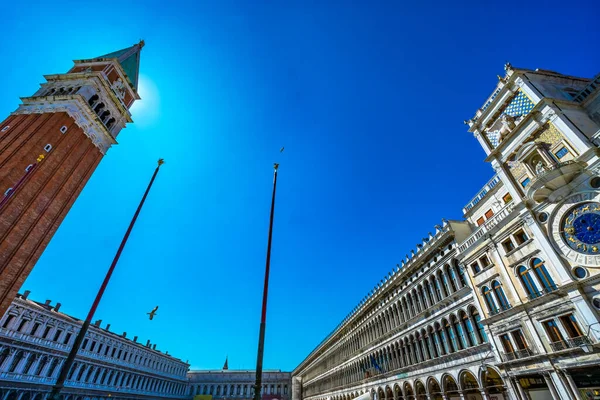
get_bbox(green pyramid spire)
[97,40,144,91]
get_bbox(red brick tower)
[0,42,144,316]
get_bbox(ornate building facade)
[187,368,291,400]
[0,291,189,399]
[0,42,144,317]
[292,66,600,400]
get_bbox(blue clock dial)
[562,202,600,254]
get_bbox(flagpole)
[253,163,279,400]
[48,159,165,400]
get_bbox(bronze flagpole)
[48,159,165,399]
[253,162,280,400]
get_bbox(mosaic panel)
[486,130,500,148]
[535,123,563,146]
[504,90,535,117]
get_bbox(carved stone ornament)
[522,212,535,226]
[112,78,126,99]
[535,161,547,175]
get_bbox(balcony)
[549,336,592,352]
[501,348,534,362]
[526,161,586,203]
[488,304,513,316]
[463,175,501,214]
[526,286,558,301]
[458,202,515,253]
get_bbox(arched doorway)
[427,377,443,400]
[414,381,426,400]
[460,371,481,399]
[377,387,385,400]
[482,367,507,397]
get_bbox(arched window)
[455,261,467,287]
[461,312,476,346]
[492,281,510,310]
[452,315,467,349]
[8,351,24,373]
[106,118,116,129]
[76,364,86,381]
[22,354,36,375]
[94,102,105,113]
[47,358,59,377]
[438,271,449,297]
[446,265,458,292]
[437,323,450,354]
[470,308,488,342]
[432,277,443,301]
[0,348,10,368]
[413,291,422,313]
[407,296,415,318]
[518,265,540,298]
[443,319,457,352]
[34,356,47,375]
[427,327,439,358]
[100,110,110,122]
[532,258,557,292]
[424,281,435,305]
[482,286,498,314]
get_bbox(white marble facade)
[0,291,189,400]
[188,370,290,400]
[292,66,600,400]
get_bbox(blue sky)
[1,0,598,371]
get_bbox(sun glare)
[131,74,160,127]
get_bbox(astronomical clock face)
[550,192,600,267]
[561,202,600,254]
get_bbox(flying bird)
[280,147,285,153]
[147,306,159,320]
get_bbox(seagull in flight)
[280,147,285,153]
[147,306,159,320]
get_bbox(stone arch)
[441,374,459,398]
[480,366,506,395]
[382,386,390,400]
[459,370,480,395]
[5,391,18,400]
[393,384,403,400]
[426,377,442,400]
[402,382,414,400]
[377,386,385,400]
[414,380,426,400]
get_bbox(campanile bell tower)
[0,41,144,316]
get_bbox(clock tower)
[0,42,144,317]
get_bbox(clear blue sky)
[1,0,598,371]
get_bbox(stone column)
[479,390,490,400]
[39,358,52,377]
[561,370,582,400]
[511,377,528,400]
[292,376,303,400]
[543,373,561,400]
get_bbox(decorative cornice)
[11,97,116,155]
